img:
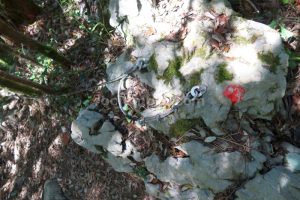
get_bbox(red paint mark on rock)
[223,84,245,104]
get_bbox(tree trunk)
[0,0,41,26]
[0,19,72,68]
[0,43,45,69]
[0,70,58,96]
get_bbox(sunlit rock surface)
[235,167,300,200]
[144,141,266,198]
[107,0,288,136]
[71,0,297,199]
[71,107,139,172]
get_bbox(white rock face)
[235,167,300,200]
[71,0,293,199]
[71,108,140,172]
[145,141,266,197]
[107,0,288,136]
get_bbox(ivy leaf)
[82,99,90,107]
[280,26,294,41]
[269,20,277,29]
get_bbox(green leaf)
[281,0,294,4]
[269,20,277,29]
[280,26,294,41]
[82,99,90,107]
[123,104,129,111]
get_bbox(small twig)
[245,0,260,13]
[218,136,251,150]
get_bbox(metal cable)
[117,75,129,117]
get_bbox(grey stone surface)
[145,182,215,200]
[42,179,68,200]
[285,152,300,172]
[235,167,300,200]
[281,142,300,153]
[71,108,140,172]
[145,141,266,194]
[72,0,292,199]
[107,0,288,136]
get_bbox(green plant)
[269,20,294,41]
[27,54,53,84]
[286,49,300,69]
[281,0,294,4]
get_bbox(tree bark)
[0,0,42,26]
[0,18,72,68]
[0,43,45,69]
[0,70,58,96]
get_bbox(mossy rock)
[148,53,158,74]
[194,47,207,58]
[94,145,108,158]
[160,56,184,84]
[186,69,204,88]
[133,166,149,179]
[169,119,199,137]
[233,35,258,45]
[215,63,234,83]
[257,51,280,73]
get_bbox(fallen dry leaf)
[61,133,70,145]
[144,26,157,36]
[170,146,188,158]
[165,26,188,42]
[210,38,220,50]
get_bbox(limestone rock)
[107,0,288,136]
[235,167,300,200]
[71,108,140,172]
[285,153,300,172]
[145,182,215,200]
[42,179,68,200]
[281,142,300,153]
[145,141,266,194]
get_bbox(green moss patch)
[160,56,184,84]
[234,36,250,45]
[233,35,258,45]
[187,69,204,88]
[250,35,258,43]
[215,63,234,84]
[148,53,158,74]
[169,119,199,137]
[258,51,280,73]
[133,166,149,179]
